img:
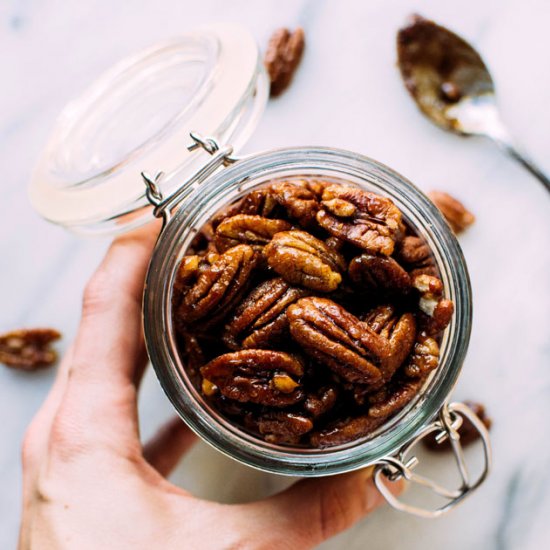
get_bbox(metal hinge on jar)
[142,132,238,226]
[373,401,492,518]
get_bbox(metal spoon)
[397,14,550,193]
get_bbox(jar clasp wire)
[373,401,492,518]
[142,132,238,227]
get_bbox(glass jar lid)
[29,23,268,234]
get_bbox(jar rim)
[143,146,472,476]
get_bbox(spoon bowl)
[397,14,550,192]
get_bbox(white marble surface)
[2,0,550,548]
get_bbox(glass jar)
[29,23,491,518]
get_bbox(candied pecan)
[304,386,338,418]
[177,245,259,325]
[412,274,454,336]
[264,27,305,96]
[200,349,304,407]
[214,214,292,253]
[246,411,313,445]
[0,328,61,371]
[178,331,205,381]
[349,254,411,294]
[317,185,404,255]
[396,235,438,277]
[428,191,475,234]
[419,299,454,337]
[365,306,417,381]
[310,414,386,448]
[368,376,425,419]
[403,334,440,378]
[223,278,308,350]
[270,181,319,227]
[424,401,492,452]
[239,188,280,217]
[287,297,389,385]
[264,231,346,292]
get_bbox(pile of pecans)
[171,178,454,448]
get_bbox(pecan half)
[264,27,305,96]
[287,297,389,385]
[304,386,339,418]
[349,254,411,294]
[310,414,386,448]
[413,274,454,336]
[428,191,475,234]
[177,245,259,325]
[223,278,308,349]
[368,376,425,419]
[317,185,404,255]
[214,214,292,253]
[0,328,61,370]
[270,181,319,227]
[201,349,304,407]
[395,235,438,277]
[246,411,313,445]
[264,231,346,292]
[364,305,417,381]
[424,401,492,452]
[403,334,440,378]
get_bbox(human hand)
[19,224,403,550]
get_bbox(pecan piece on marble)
[214,214,292,253]
[201,349,304,407]
[304,386,339,418]
[0,328,61,371]
[317,185,404,255]
[245,411,313,445]
[264,231,346,292]
[310,414,386,448]
[368,376,425,419]
[403,333,440,379]
[349,254,411,294]
[177,244,259,325]
[287,297,390,385]
[264,27,305,96]
[270,181,320,228]
[395,235,438,277]
[223,278,309,350]
[423,401,492,452]
[364,305,417,381]
[428,191,475,234]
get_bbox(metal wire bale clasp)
[373,401,492,518]
[142,132,238,226]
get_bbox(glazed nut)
[287,297,390,385]
[223,278,308,350]
[403,334,440,378]
[264,230,346,292]
[395,235,438,277]
[214,214,291,252]
[428,191,475,234]
[264,27,305,96]
[0,328,61,370]
[317,185,404,255]
[349,253,411,294]
[200,349,304,407]
[270,181,319,227]
[178,244,259,324]
[368,376,425,419]
[271,373,300,393]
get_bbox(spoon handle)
[491,135,550,193]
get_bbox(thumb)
[251,467,403,549]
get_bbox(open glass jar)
[30,23,490,518]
